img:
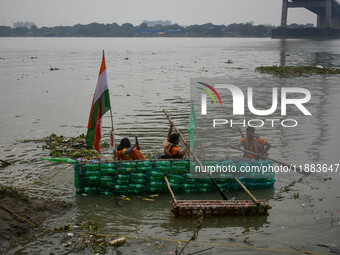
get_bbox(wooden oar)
[233,177,259,205]
[135,137,141,151]
[163,109,228,200]
[237,127,244,138]
[164,175,178,204]
[231,145,310,175]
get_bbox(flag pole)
[109,108,114,131]
[109,108,116,159]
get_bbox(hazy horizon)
[2,0,317,28]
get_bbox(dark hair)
[117,138,131,150]
[169,133,180,144]
[246,127,255,133]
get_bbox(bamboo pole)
[164,175,177,204]
[233,176,259,205]
[163,109,228,200]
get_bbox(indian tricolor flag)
[86,51,111,153]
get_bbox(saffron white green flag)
[86,51,111,153]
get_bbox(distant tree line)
[0,22,276,37]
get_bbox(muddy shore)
[0,185,70,254]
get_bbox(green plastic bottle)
[137,161,153,168]
[150,171,164,177]
[84,170,101,177]
[155,161,171,167]
[172,160,190,167]
[168,183,180,190]
[136,166,153,173]
[101,168,117,175]
[183,184,196,189]
[101,163,115,169]
[84,187,97,195]
[130,179,146,184]
[120,161,136,167]
[149,182,164,188]
[83,164,100,171]
[167,174,185,182]
[130,173,146,178]
[99,176,115,188]
[113,185,128,192]
[148,187,163,193]
[116,174,130,180]
[200,183,211,188]
[115,180,130,185]
[150,176,163,182]
[128,184,144,189]
[74,177,79,187]
[84,176,100,186]
[156,166,171,173]
[197,188,210,192]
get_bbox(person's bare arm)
[234,140,244,148]
[177,144,190,157]
[262,142,271,155]
[167,121,174,139]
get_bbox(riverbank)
[0,185,71,254]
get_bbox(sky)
[1,0,317,28]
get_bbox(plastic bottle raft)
[74,158,275,195]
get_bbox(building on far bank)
[13,22,36,29]
[142,20,171,27]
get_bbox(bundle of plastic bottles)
[74,158,275,195]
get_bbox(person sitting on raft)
[162,121,190,159]
[117,138,145,160]
[235,127,271,160]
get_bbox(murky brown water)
[0,37,339,254]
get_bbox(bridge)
[281,0,340,29]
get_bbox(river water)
[0,37,339,254]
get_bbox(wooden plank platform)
[171,200,270,217]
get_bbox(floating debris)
[255,65,340,75]
[142,198,155,202]
[225,59,233,64]
[49,67,60,71]
[108,237,126,247]
[41,133,99,158]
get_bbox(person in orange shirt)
[117,138,145,160]
[235,127,271,160]
[162,121,190,159]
